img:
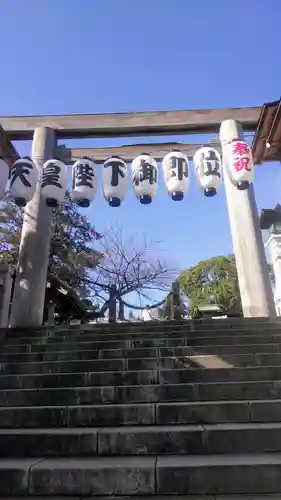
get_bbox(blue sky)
[1,0,280,277]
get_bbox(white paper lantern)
[102,156,128,207]
[9,157,39,206]
[224,140,254,190]
[41,159,67,207]
[162,150,189,201]
[131,153,158,204]
[193,147,222,197]
[72,157,97,207]
[0,159,10,200]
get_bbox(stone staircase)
[1,318,281,498]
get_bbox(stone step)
[0,403,155,427]
[157,399,279,424]
[201,422,281,454]
[4,333,281,353]
[0,358,126,374]
[2,366,281,389]
[163,343,281,355]
[2,422,281,457]
[2,454,281,496]
[214,496,281,499]
[157,453,281,495]
[2,344,281,364]
[0,338,272,356]
[0,347,160,363]
[161,353,281,368]
[113,380,281,404]
[3,353,281,374]
[10,324,281,343]
[6,318,281,340]
[4,318,280,344]
[0,495,276,500]
[0,369,159,389]
[132,334,281,348]
[0,425,202,457]
[159,366,281,383]
[0,357,163,374]
[0,338,278,358]
[2,378,281,407]
[214,497,281,499]
[0,399,280,427]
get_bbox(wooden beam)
[251,100,281,164]
[0,106,261,141]
[0,126,19,168]
[56,142,222,164]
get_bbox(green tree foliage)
[178,254,242,318]
[0,192,103,297]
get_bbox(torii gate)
[0,101,279,326]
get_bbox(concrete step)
[4,333,281,353]
[157,453,281,495]
[0,428,99,457]
[0,496,276,500]
[213,496,281,499]
[159,366,281,383]
[7,353,281,375]
[0,456,157,496]
[0,403,156,427]
[0,358,127,374]
[3,352,281,374]
[2,357,163,374]
[0,347,160,363]
[132,334,281,348]
[0,495,276,500]
[10,324,281,343]
[202,422,281,453]
[79,422,281,456]
[2,344,281,364]
[114,380,281,403]
[0,369,158,389]
[2,379,281,407]
[161,353,281,368]
[0,399,280,427]
[161,344,281,355]
[2,454,281,496]
[45,330,281,344]
[2,422,281,457]
[0,425,200,457]
[157,399,281,424]
[2,366,281,389]
[6,319,281,341]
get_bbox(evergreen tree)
[0,192,103,297]
[178,254,242,317]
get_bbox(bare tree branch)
[89,225,177,303]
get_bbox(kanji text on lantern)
[105,160,126,187]
[133,159,157,186]
[231,142,252,172]
[42,162,62,188]
[74,163,95,188]
[10,161,33,188]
